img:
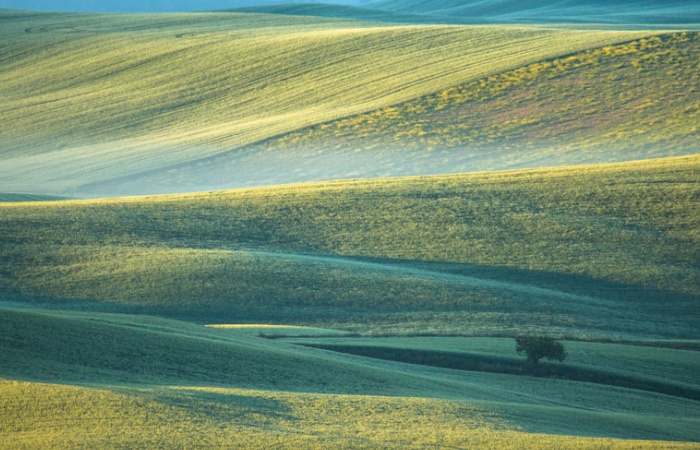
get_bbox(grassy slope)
[1,307,699,447]
[369,0,700,24]
[247,33,699,165]
[87,31,700,196]
[1,156,698,337]
[0,10,654,194]
[0,193,68,202]
[292,336,700,398]
[227,3,477,24]
[4,381,697,449]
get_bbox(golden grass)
[0,10,656,192]
[3,380,697,449]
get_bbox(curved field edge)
[247,32,699,163]
[1,308,699,445]
[3,380,697,449]
[83,31,700,197]
[292,337,700,401]
[1,156,698,337]
[0,9,657,193]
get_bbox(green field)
[250,32,699,165]
[2,154,698,447]
[369,0,700,24]
[0,9,660,195]
[2,156,698,336]
[291,336,700,400]
[2,307,699,448]
[1,5,699,448]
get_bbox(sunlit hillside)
[181,31,695,193]
[93,30,700,196]
[0,10,654,195]
[2,156,698,337]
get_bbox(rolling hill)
[1,306,699,447]
[0,9,658,196]
[2,5,699,448]
[125,31,700,197]
[2,156,698,337]
[0,1,365,13]
[368,0,700,24]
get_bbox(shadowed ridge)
[368,0,700,24]
[224,3,476,24]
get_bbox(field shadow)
[299,344,700,402]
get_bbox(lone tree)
[515,335,567,365]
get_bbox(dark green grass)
[0,307,448,395]
[299,344,700,401]
[2,305,700,445]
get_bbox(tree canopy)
[515,335,567,365]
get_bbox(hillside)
[0,10,655,196]
[254,33,698,159]
[2,156,698,337]
[2,5,699,448]
[1,306,699,447]
[129,31,699,197]
[0,1,357,13]
[228,3,476,24]
[368,0,700,24]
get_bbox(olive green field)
[1,4,699,449]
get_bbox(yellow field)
[4,380,697,449]
[252,33,699,159]
[0,10,656,193]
